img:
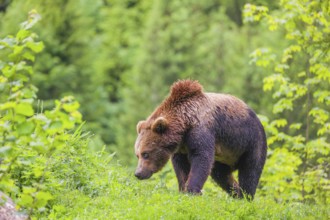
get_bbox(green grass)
[45,164,329,220]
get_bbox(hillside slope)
[46,164,329,220]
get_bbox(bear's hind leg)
[211,161,240,197]
[237,150,266,200]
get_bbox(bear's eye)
[141,152,149,159]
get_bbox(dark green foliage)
[0,0,282,163]
[118,0,284,163]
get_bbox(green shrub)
[244,0,330,204]
[0,10,93,217]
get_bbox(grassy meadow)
[47,163,329,220]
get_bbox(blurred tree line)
[0,0,329,205]
[0,0,283,163]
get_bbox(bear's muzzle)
[134,168,153,180]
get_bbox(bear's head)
[134,116,181,180]
[134,80,204,180]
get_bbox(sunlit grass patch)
[47,165,329,220]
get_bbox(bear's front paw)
[185,186,202,195]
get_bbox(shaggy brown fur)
[134,80,267,199]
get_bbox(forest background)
[0,0,329,219]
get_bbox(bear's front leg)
[185,127,215,194]
[172,153,190,191]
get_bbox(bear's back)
[202,93,264,166]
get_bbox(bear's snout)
[134,169,152,180]
[134,172,144,180]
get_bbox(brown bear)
[134,80,267,199]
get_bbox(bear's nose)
[135,171,143,180]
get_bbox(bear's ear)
[152,117,168,134]
[137,120,146,134]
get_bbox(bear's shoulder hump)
[170,80,203,101]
